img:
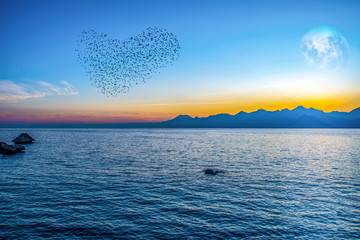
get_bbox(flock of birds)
[76,27,181,96]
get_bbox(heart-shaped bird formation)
[76,27,180,96]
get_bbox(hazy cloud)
[0,80,79,102]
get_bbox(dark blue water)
[1,129,359,239]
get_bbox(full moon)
[301,26,349,70]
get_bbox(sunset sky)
[1,0,359,123]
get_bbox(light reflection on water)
[0,128,359,239]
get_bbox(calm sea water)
[0,128,359,239]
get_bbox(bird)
[76,27,180,96]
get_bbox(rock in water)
[204,169,218,175]
[12,133,35,144]
[13,144,25,152]
[0,142,25,155]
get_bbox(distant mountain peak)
[293,106,307,111]
[235,111,246,116]
[172,115,192,120]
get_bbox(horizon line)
[0,105,359,125]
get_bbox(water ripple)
[1,128,359,239]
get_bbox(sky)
[0,0,359,123]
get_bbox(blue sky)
[0,0,359,122]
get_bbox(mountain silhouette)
[161,106,360,128]
[1,106,359,128]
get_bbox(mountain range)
[161,106,360,128]
[1,106,359,128]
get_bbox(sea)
[0,128,359,239]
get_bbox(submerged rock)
[204,169,218,175]
[12,133,35,144]
[0,142,25,155]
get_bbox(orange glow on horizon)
[1,94,359,123]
